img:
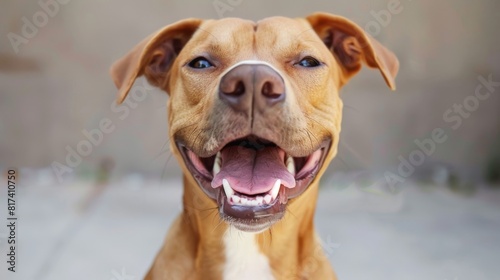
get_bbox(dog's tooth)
[270,179,281,200]
[240,197,248,205]
[286,154,295,175]
[213,161,220,175]
[222,179,234,198]
[213,152,222,175]
[264,194,272,204]
[232,195,240,204]
[256,196,263,204]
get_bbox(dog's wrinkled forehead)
[187,17,322,62]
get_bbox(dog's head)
[111,13,398,232]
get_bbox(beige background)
[1,0,499,182]
[1,2,500,280]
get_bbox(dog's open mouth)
[178,136,329,232]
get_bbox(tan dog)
[110,12,398,280]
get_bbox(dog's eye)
[297,57,321,68]
[188,57,214,69]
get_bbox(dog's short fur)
[111,13,398,280]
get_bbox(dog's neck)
[181,176,321,279]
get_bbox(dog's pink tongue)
[212,146,295,194]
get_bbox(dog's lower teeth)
[224,178,283,206]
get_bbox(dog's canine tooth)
[213,152,222,175]
[270,179,281,200]
[286,154,295,175]
[222,179,234,198]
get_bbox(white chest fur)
[222,228,275,280]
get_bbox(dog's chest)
[222,228,275,280]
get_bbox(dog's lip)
[176,137,330,231]
[179,136,325,159]
[218,188,286,233]
[177,138,330,197]
[178,138,330,181]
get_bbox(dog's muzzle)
[178,61,330,232]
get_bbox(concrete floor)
[1,171,499,280]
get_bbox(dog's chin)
[177,136,330,232]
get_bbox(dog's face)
[111,13,398,232]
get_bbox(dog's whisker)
[183,203,218,220]
[343,104,361,114]
[212,218,226,234]
[307,127,320,143]
[304,115,329,131]
[303,128,317,152]
[160,153,176,182]
[211,210,221,225]
[201,208,219,220]
[157,123,199,180]
[286,208,298,221]
[192,130,205,152]
[335,153,354,169]
[159,137,170,152]
[268,226,273,245]
[339,141,371,167]
[151,146,171,162]
[184,204,218,212]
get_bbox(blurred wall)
[0,0,499,181]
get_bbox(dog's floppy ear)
[306,12,399,90]
[110,18,203,104]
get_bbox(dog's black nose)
[219,64,285,113]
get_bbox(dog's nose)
[219,64,285,112]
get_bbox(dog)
[110,12,398,280]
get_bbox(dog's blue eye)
[188,57,214,69]
[297,57,321,67]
